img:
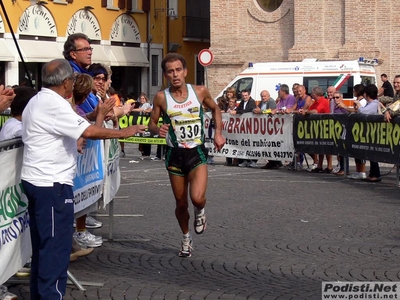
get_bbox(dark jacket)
[236,98,256,114]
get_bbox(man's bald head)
[260,90,271,102]
[42,59,73,88]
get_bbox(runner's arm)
[200,87,225,151]
[149,91,169,137]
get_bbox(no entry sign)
[198,49,214,67]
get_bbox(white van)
[216,58,377,106]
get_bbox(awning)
[109,46,149,67]
[91,44,112,65]
[0,40,14,62]
[17,40,62,63]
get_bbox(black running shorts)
[165,145,208,176]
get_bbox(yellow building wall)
[0,0,206,87]
[3,0,150,41]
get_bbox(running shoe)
[238,161,249,167]
[85,216,103,229]
[194,208,207,234]
[73,231,103,248]
[178,238,193,258]
[287,162,295,170]
[73,216,102,228]
[15,267,31,277]
[350,172,367,180]
[0,292,17,300]
[332,164,340,174]
[0,285,17,300]
[248,161,257,168]
[307,163,318,172]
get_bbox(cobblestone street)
[7,144,400,299]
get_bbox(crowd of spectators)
[218,76,394,182]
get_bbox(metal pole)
[146,9,151,98]
[108,199,114,240]
[205,66,208,88]
[67,270,86,291]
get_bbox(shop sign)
[110,14,141,43]
[0,15,5,33]
[18,5,57,37]
[67,10,101,40]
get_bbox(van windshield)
[230,77,253,100]
[361,76,375,86]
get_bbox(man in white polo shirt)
[21,59,145,299]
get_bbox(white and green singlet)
[163,84,204,148]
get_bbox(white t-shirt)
[0,118,22,141]
[140,102,151,110]
[21,88,91,187]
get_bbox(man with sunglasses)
[63,34,131,248]
[63,33,99,113]
[63,33,108,248]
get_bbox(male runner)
[149,53,225,257]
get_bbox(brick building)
[208,0,397,100]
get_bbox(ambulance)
[216,58,377,106]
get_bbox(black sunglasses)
[74,47,93,52]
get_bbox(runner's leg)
[188,164,208,210]
[169,173,190,234]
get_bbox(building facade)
[0,0,210,101]
[209,0,398,100]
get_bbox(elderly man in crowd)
[253,90,276,114]
[21,59,145,299]
[253,90,282,169]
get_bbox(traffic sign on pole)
[198,49,214,67]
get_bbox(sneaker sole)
[75,241,103,248]
[178,251,192,258]
[85,224,103,229]
[72,223,103,229]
